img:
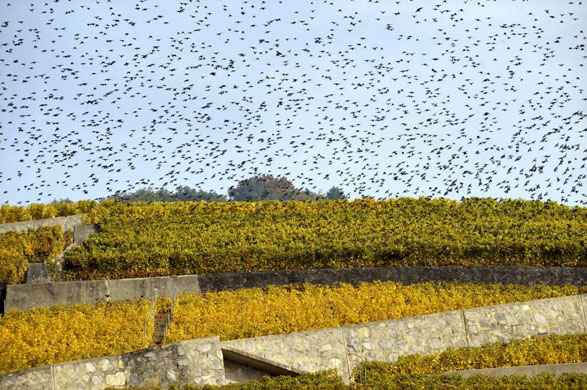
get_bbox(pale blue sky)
[0,0,585,205]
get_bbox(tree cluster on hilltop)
[108,185,227,202]
[106,174,347,202]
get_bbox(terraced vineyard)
[0,198,586,388]
[1,280,584,374]
[52,198,587,280]
[355,333,587,378]
[0,300,153,374]
[164,281,586,342]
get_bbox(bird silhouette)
[0,0,584,205]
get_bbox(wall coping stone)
[3,275,200,314]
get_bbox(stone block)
[25,263,51,284]
[73,224,99,244]
[0,365,53,390]
[106,275,200,302]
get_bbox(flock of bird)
[0,0,585,205]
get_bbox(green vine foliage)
[59,198,585,280]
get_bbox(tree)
[326,186,347,200]
[173,186,227,202]
[228,174,321,201]
[108,186,226,202]
[49,198,73,204]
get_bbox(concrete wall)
[72,223,99,244]
[0,337,225,390]
[221,294,587,383]
[451,362,587,378]
[4,266,586,314]
[198,266,587,292]
[4,275,200,313]
[223,360,268,383]
[0,215,84,235]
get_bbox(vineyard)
[0,300,153,374]
[355,333,587,378]
[164,281,585,342]
[0,198,584,282]
[0,198,586,387]
[48,198,587,280]
[0,226,72,283]
[0,201,98,224]
[1,280,584,374]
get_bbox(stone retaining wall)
[222,327,351,381]
[197,266,587,292]
[343,310,468,372]
[0,215,84,235]
[221,294,587,383]
[463,294,585,346]
[1,295,586,388]
[0,337,225,390]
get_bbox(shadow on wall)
[0,280,5,317]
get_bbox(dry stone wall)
[463,294,586,346]
[1,295,586,388]
[343,310,468,372]
[222,294,587,383]
[0,337,225,390]
[222,327,350,381]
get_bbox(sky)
[0,0,585,205]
